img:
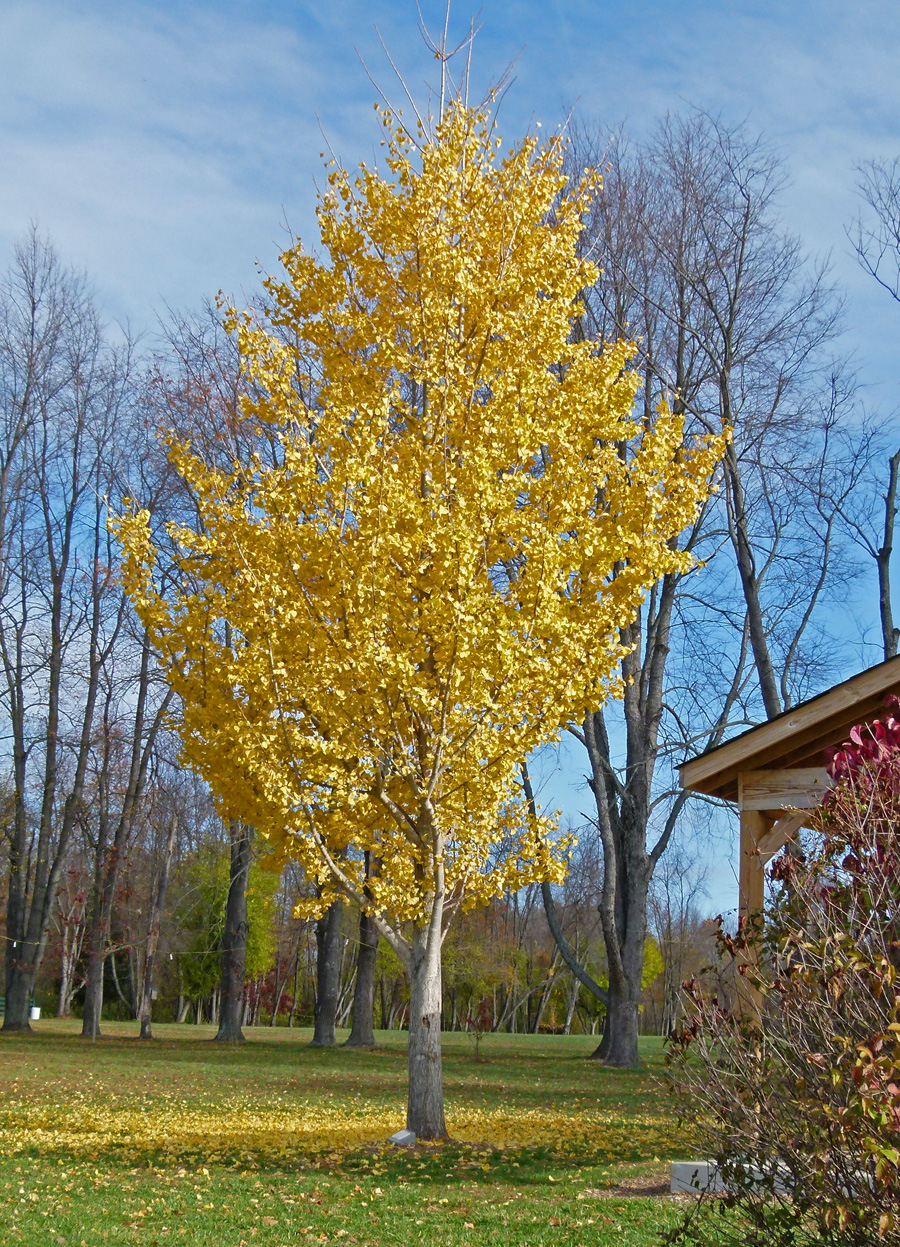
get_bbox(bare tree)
[647,843,708,1034]
[79,629,175,1039]
[53,861,88,1016]
[146,307,268,1042]
[834,443,900,661]
[850,156,900,304]
[135,773,180,1039]
[0,231,138,1032]
[540,113,866,1065]
[846,159,900,659]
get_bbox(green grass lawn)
[0,1020,697,1246]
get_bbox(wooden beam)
[738,768,831,811]
[680,655,900,799]
[759,705,880,772]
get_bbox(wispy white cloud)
[3,0,898,354]
[0,1,399,322]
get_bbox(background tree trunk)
[82,640,172,1039]
[345,909,378,1047]
[137,807,179,1040]
[311,899,343,1047]
[215,820,252,1042]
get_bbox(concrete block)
[670,1161,724,1194]
[388,1129,417,1147]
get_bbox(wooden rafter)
[680,655,900,925]
[681,655,900,803]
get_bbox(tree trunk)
[311,899,343,1046]
[722,440,783,718]
[563,977,580,1035]
[406,923,448,1140]
[540,877,608,1004]
[589,1003,612,1058]
[80,923,107,1036]
[81,641,172,1040]
[878,449,900,659]
[80,791,113,1040]
[57,936,73,1019]
[532,971,556,1034]
[56,916,82,1018]
[594,985,640,1064]
[215,820,252,1042]
[288,953,301,1027]
[2,967,34,1034]
[108,949,134,1015]
[137,811,179,1039]
[345,909,378,1047]
[269,942,299,1026]
[335,936,354,1026]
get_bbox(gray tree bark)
[311,899,343,1047]
[877,450,900,659]
[406,919,447,1140]
[137,807,179,1040]
[215,820,253,1042]
[345,908,378,1047]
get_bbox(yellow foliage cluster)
[116,102,723,942]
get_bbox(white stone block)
[670,1161,724,1194]
[388,1129,417,1147]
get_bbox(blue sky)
[3,0,900,392]
[4,0,899,914]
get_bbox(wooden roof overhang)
[680,654,900,804]
[679,654,900,924]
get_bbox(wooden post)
[737,799,768,1017]
[738,806,767,921]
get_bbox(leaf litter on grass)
[0,1088,680,1169]
[0,1026,693,1246]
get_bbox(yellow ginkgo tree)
[116,100,723,1140]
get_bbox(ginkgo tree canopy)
[116,101,723,937]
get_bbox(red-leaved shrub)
[667,701,900,1246]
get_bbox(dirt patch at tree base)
[584,1175,697,1202]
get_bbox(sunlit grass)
[0,1020,696,1245]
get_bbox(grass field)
[0,1021,698,1246]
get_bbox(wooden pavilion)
[680,654,900,916]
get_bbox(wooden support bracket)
[756,810,808,861]
[737,771,821,916]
